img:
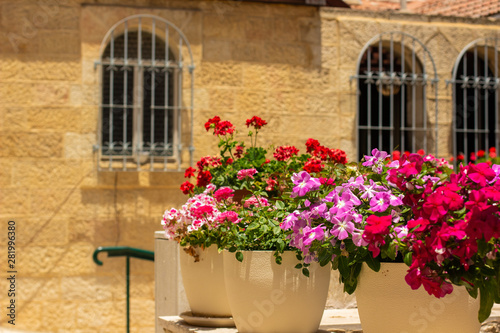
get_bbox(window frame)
[95,15,195,172]
[450,37,500,163]
[352,32,439,161]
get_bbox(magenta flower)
[363,149,389,173]
[467,162,496,186]
[394,226,408,239]
[237,168,258,180]
[329,190,359,217]
[213,187,235,201]
[422,192,448,221]
[352,231,369,247]
[243,195,269,208]
[369,192,391,212]
[281,211,300,230]
[330,216,355,240]
[302,225,326,246]
[364,214,392,235]
[309,202,327,218]
[363,148,388,166]
[360,179,385,199]
[291,171,321,196]
[217,211,241,224]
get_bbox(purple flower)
[369,192,391,212]
[345,175,365,190]
[309,203,328,218]
[281,211,299,230]
[330,216,355,240]
[352,231,369,247]
[394,226,408,239]
[360,179,385,199]
[363,149,389,173]
[329,191,357,217]
[389,193,403,206]
[291,171,321,197]
[302,225,326,246]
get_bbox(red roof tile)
[352,0,500,18]
[413,0,500,18]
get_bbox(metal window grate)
[449,37,500,163]
[94,15,195,171]
[352,32,439,161]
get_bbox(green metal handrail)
[93,246,154,333]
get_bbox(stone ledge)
[159,306,500,333]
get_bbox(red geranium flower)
[274,146,299,161]
[184,167,196,178]
[205,116,220,132]
[303,158,324,173]
[246,116,267,130]
[196,170,212,188]
[392,150,401,161]
[214,120,235,136]
[305,138,320,154]
[180,181,194,195]
[235,145,244,159]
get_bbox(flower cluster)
[162,186,235,241]
[282,148,500,321]
[180,116,347,198]
[401,161,500,309]
[466,147,500,165]
[167,115,348,263]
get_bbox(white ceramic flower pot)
[179,245,232,317]
[356,262,481,333]
[223,250,331,333]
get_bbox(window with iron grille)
[95,15,195,171]
[353,32,438,161]
[451,38,499,163]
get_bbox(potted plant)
[161,187,236,323]
[167,115,348,332]
[281,149,500,333]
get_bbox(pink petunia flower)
[237,168,258,180]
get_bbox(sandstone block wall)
[1,0,499,331]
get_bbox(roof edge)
[235,0,350,8]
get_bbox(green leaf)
[235,251,244,262]
[275,200,285,210]
[318,250,332,267]
[338,256,350,278]
[479,286,494,322]
[343,280,357,294]
[302,268,310,277]
[404,252,413,266]
[247,222,260,231]
[365,253,381,272]
[295,263,303,269]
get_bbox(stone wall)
[0,0,499,331]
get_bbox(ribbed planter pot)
[356,262,481,333]
[223,250,331,333]
[179,245,232,318]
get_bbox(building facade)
[1,0,500,331]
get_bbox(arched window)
[451,38,499,163]
[354,32,438,161]
[96,15,194,171]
